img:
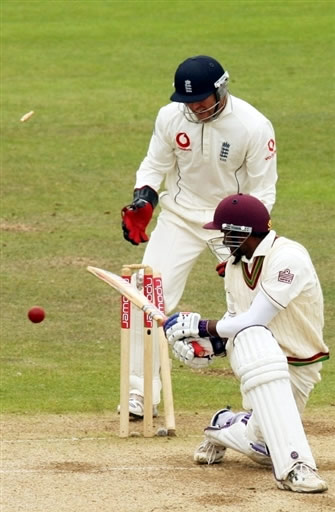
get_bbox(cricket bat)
[87,266,206,357]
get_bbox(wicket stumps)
[119,264,175,438]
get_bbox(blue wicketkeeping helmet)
[170,55,229,103]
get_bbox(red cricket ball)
[28,306,45,323]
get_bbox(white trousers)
[142,207,218,313]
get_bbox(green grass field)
[1,0,334,416]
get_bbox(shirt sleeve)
[260,244,314,309]
[135,107,175,191]
[244,119,277,213]
[216,290,280,338]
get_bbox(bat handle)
[191,341,206,358]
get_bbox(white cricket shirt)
[135,95,277,225]
[223,231,329,364]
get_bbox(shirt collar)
[241,230,277,263]
[213,94,232,122]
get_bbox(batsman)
[120,55,278,417]
[164,194,329,493]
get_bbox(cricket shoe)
[194,408,232,464]
[204,408,272,467]
[194,438,226,464]
[277,463,328,493]
[117,393,158,419]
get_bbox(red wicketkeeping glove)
[122,202,153,245]
[216,261,227,278]
[121,186,158,246]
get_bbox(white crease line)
[1,435,202,444]
[0,466,208,474]
[1,437,109,443]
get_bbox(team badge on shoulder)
[278,268,294,284]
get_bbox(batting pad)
[230,326,316,480]
[129,275,161,405]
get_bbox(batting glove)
[121,186,158,245]
[172,339,214,369]
[164,312,204,343]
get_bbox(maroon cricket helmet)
[204,194,271,233]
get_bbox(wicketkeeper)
[121,55,278,417]
[164,193,329,493]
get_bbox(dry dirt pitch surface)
[1,410,334,511]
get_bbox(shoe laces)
[289,463,316,482]
[199,439,221,465]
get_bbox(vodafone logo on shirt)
[176,132,191,151]
[268,139,275,151]
[265,138,276,160]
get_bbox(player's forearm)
[246,125,277,213]
[215,291,279,338]
[135,164,165,192]
[135,126,175,191]
[249,182,277,214]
